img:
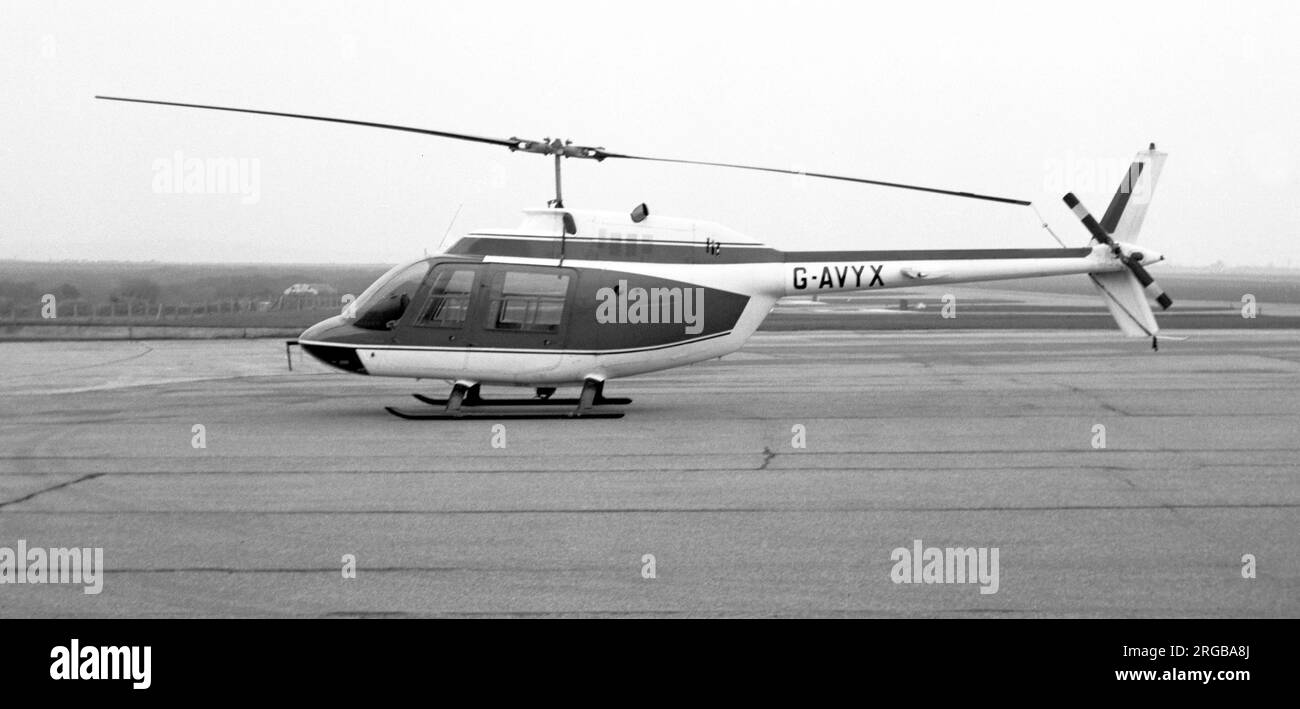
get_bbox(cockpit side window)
[349,261,430,331]
[416,267,476,328]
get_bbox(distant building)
[283,283,338,297]
[276,283,339,310]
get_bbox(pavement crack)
[5,345,154,383]
[1065,384,1134,417]
[1101,402,1134,417]
[0,473,104,510]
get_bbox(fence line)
[0,296,345,323]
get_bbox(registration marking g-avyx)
[792,264,884,291]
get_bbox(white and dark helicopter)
[98,96,1172,419]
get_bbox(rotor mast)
[554,152,562,208]
[508,137,607,208]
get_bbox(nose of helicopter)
[297,315,370,374]
[299,314,344,342]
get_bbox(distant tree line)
[0,263,391,320]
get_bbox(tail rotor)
[1063,191,1173,310]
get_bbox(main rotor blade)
[94,96,520,148]
[96,95,1032,205]
[597,151,1032,206]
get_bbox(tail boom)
[779,245,1124,296]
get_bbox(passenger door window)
[483,270,570,333]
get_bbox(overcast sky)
[3,0,1297,266]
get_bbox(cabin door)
[461,264,575,376]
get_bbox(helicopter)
[96,96,1172,419]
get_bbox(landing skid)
[384,408,624,420]
[385,380,628,420]
[409,393,632,408]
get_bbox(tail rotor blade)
[1062,193,1114,245]
[1124,258,1174,310]
[1125,258,1155,287]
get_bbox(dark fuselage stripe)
[299,330,734,356]
[448,236,1092,265]
[448,237,781,264]
[467,232,771,248]
[782,247,1093,261]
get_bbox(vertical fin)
[1099,144,1167,243]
